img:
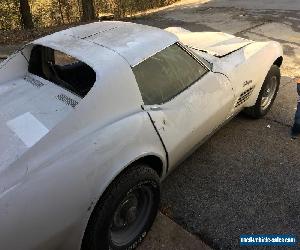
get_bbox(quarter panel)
[0,46,164,249]
[0,112,166,250]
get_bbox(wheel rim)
[109,184,154,246]
[260,75,277,110]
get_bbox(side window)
[54,50,79,66]
[28,45,96,97]
[133,44,208,105]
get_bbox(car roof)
[33,21,178,66]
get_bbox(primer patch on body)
[7,112,49,147]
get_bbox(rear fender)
[0,111,166,250]
[62,111,167,249]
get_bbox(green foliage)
[0,0,179,30]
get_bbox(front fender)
[216,41,283,108]
[244,41,283,106]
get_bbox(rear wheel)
[244,65,280,118]
[81,165,160,250]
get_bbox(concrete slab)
[250,23,300,44]
[139,212,212,250]
[162,7,260,34]
[204,0,300,11]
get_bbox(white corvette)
[0,21,282,250]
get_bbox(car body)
[0,21,283,249]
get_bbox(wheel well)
[81,156,162,250]
[273,56,283,67]
[133,155,164,178]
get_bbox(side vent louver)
[57,94,79,108]
[235,86,254,108]
[24,75,44,88]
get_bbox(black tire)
[81,164,160,250]
[244,65,280,118]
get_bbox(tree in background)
[19,0,34,29]
[81,0,96,21]
[0,0,180,31]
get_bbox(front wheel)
[244,65,280,118]
[81,165,160,250]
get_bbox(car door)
[133,43,235,169]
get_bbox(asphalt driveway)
[135,1,300,249]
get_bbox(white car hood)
[166,27,253,57]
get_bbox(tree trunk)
[19,0,34,29]
[81,0,96,22]
[57,0,65,24]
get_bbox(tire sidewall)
[82,166,160,250]
[256,65,280,116]
[108,179,160,250]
